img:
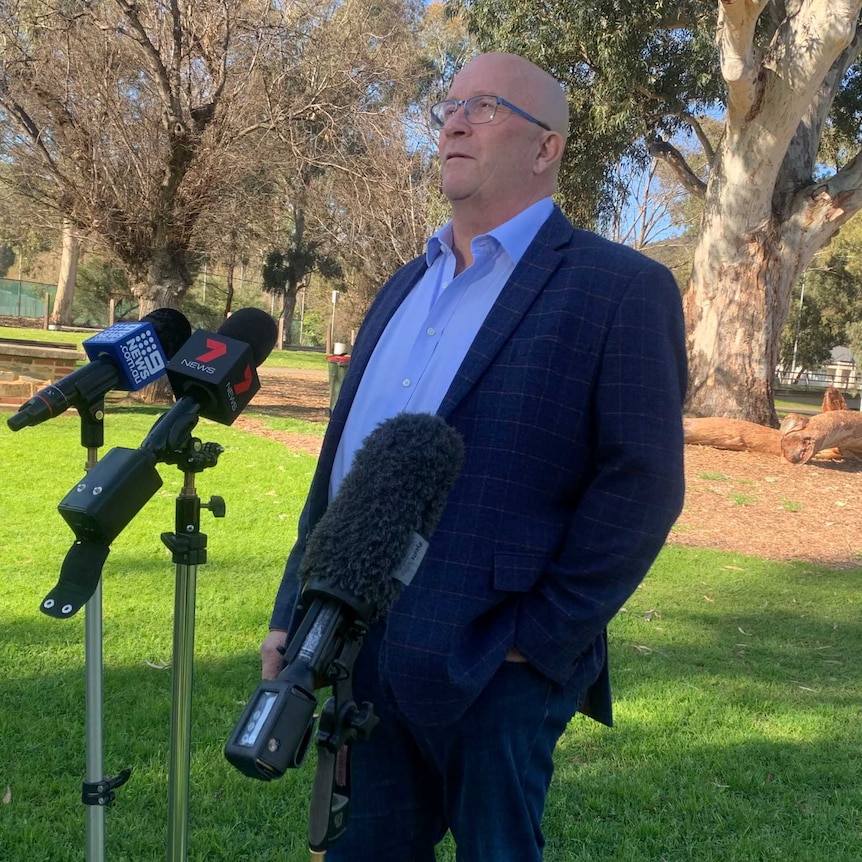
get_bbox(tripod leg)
[85,583,106,862]
[167,562,198,862]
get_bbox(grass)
[2,408,861,861]
[729,492,758,506]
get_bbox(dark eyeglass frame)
[430,95,551,132]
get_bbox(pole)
[84,583,107,862]
[167,473,201,862]
[162,462,224,862]
[79,419,131,861]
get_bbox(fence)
[0,278,56,319]
[775,364,862,392]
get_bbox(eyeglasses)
[429,95,551,132]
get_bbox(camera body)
[224,677,318,779]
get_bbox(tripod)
[74,403,132,862]
[159,438,225,862]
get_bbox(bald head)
[452,53,569,141]
[437,51,570,245]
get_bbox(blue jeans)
[319,633,585,862]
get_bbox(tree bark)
[50,220,79,327]
[684,417,782,456]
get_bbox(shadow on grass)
[3,546,861,862]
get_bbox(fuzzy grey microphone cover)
[298,413,464,621]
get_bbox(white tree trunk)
[684,0,862,426]
[50,220,79,327]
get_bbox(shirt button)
[427,327,436,336]
[402,378,411,387]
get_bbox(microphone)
[161,306,278,427]
[7,308,192,431]
[45,309,277,616]
[135,307,277,460]
[224,412,464,781]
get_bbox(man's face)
[437,57,547,217]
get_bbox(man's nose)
[441,103,470,133]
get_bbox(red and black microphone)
[165,307,278,425]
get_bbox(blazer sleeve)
[515,259,687,685]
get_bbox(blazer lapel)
[438,208,574,418]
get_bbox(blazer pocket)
[492,552,545,593]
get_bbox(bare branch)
[647,134,708,199]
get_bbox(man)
[262,52,687,860]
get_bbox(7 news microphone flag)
[7,308,192,431]
[164,307,278,425]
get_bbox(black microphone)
[224,412,465,781]
[7,308,192,431]
[138,307,278,459]
[163,307,278,425]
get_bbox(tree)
[0,0,428,318]
[777,212,862,375]
[73,255,137,327]
[50,220,79,327]
[456,1,862,426]
[0,246,15,278]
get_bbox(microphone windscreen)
[142,308,192,359]
[298,413,464,620]
[218,308,278,367]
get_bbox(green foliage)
[452,0,723,227]
[779,214,862,372]
[73,257,137,326]
[261,244,342,299]
[0,244,15,277]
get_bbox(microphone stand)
[307,640,378,860]
[78,401,131,862]
[157,437,225,862]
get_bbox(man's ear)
[534,132,565,176]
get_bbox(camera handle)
[307,663,379,859]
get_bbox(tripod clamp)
[307,658,379,853]
[82,768,132,807]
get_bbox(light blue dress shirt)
[329,197,554,498]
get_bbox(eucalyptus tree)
[456,1,862,425]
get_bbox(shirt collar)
[425,197,554,268]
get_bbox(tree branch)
[647,134,708,198]
[681,114,716,164]
[113,0,179,124]
[717,0,770,121]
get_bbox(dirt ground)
[240,368,862,569]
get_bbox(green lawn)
[1,408,860,861]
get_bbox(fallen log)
[822,386,847,412]
[683,417,782,456]
[780,410,862,464]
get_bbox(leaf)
[643,609,660,622]
[738,627,752,635]
[3,785,10,804]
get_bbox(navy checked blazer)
[270,206,687,729]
